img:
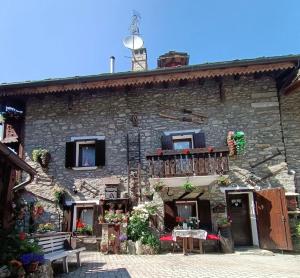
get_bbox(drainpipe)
[0,143,36,191]
[13,173,35,192]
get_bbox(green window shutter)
[65,142,76,168]
[95,140,105,166]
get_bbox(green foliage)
[153,181,164,192]
[296,222,300,236]
[76,224,93,235]
[32,149,49,162]
[127,214,149,242]
[0,230,42,265]
[53,188,65,204]
[141,232,160,251]
[104,211,126,223]
[217,175,231,186]
[182,181,195,192]
[127,202,160,251]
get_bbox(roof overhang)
[0,55,299,97]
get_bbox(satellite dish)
[123,35,144,50]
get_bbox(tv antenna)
[123,11,144,50]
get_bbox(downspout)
[13,172,35,192]
[0,143,36,191]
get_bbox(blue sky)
[0,0,299,83]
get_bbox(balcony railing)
[146,147,229,178]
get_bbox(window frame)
[76,140,96,168]
[70,136,105,170]
[172,134,194,150]
[175,200,199,220]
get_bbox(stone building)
[0,51,300,250]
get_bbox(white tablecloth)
[172,229,207,241]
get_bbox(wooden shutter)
[193,132,206,148]
[95,140,105,166]
[65,142,76,168]
[255,188,293,251]
[198,200,212,231]
[161,135,173,150]
[164,201,177,231]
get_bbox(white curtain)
[176,204,192,220]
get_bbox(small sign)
[105,185,118,199]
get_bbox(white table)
[172,229,207,255]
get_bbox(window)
[161,131,206,150]
[65,136,105,169]
[172,135,193,150]
[176,201,198,220]
[78,141,96,167]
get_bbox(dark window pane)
[79,144,95,167]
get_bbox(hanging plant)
[182,181,195,192]
[217,175,231,186]
[32,148,51,168]
[53,187,66,206]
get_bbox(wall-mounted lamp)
[72,185,78,194]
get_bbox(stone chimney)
[132,48,148,71]
[157,51,189,68]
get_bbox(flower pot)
[40,152,51,167]
[26,262,39,273]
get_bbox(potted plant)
[100,240,108,254]
[108,234,116,246]
[182,181,195,192]
[217,216,232,228]
[32,148,51,168]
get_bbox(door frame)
[225,190,259,246]
[65,200,99,232]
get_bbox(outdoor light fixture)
[72,185,78,194]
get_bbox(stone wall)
[22,74,296,229]
[280,87,300,192]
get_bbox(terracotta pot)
[26,262,39,273]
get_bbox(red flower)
[176,216,185,223]
[156,148,163,156]
[182,149,190,155]
[207,146,214,153]
[76,219,85,228]
[19,232,26,241]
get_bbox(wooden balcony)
[146,147,229,178]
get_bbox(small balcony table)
[172,229,207,255]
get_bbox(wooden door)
[255,188,293,250]
[227,193,252,246]
[198,200,212,231]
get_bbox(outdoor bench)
[34,232,86,273]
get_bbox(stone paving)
[54,251,300,278]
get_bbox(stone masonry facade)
[280,86,300,192]
[22,74,297,229]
